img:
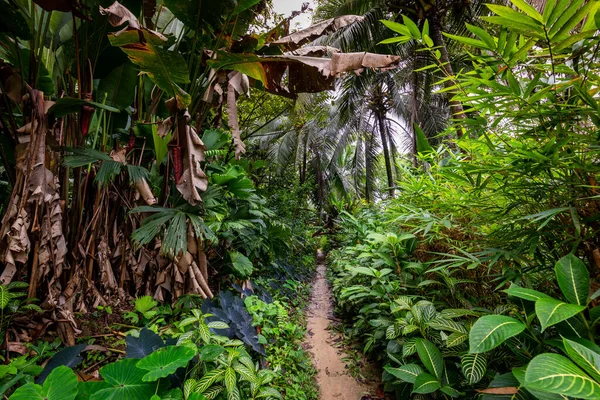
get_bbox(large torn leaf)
[270,15,365,50]
[227,72,246,159]
[175,112,209,205]
[209,51,401,97]
[284,46,341,57]
[101,2,191,108]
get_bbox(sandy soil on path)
[305,251,380,400]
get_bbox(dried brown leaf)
[270,15,365,50]
[227,79,245,160]
[284,46,341,57]
[176,113,208,205]
[476,387,519,395]
[99,1,140,30]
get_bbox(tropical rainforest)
[0,0,599,399]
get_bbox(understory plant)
[8,310,282,400]
[328,0,600,398]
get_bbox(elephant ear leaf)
[11,366,78,400]
[126,327,165,358]
[36,343,86,384]
[555,254,589,306]
[525,353,600,399]
[136,346,196,382]
[91,358,155,400]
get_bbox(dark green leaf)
[469,315,525,353]
[525,353,600,399]
[535,298,585,331]
[555,254,589,306]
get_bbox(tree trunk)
[365,133,374,203]
[300,132,307,184]
[429,13,466,138]
[377,112,394,197]
[410,71,419,167]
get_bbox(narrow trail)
[305,250,380,400]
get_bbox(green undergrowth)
[249,256,319,400]
[0,255,319,400]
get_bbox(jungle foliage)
[326,0,600,399]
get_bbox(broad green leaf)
[384,364,423,384]
[416,339,444,380]
[97,62,137,110]
[43,366,78,399]
[48,97,119,117]
[555,254,590,306]
[461,353,487,384]
[200,345,226,362]
[525,353,600,399]
[504,285,552,302]
[440,385,462,397]
[91,358,155,400]
[108,30,190,108]
[10,366,78,400]
[230,251,253,279]
[349,266,376,277]
[564,338,600,382]
[469,315,525,353]
[137,345,196,382]
[535,298,585,331]
[412,373,441,394]
[75,381,110,400]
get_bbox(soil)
[305,251,382,400]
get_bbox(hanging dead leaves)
[0,0,405,325]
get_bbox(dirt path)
[305,251,380,400]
